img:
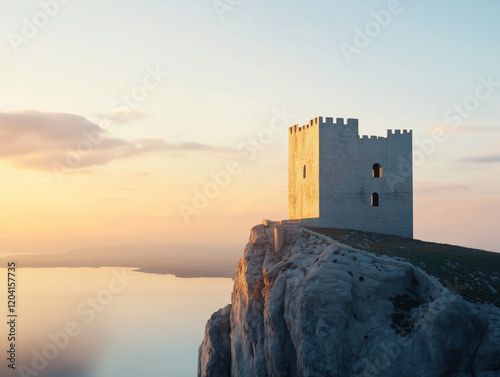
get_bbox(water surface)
[1,267,233,376]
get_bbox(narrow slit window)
[371,192,379,207]
[373,163,382,178]
[303,165,306,179]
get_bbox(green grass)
[309,228,500,307]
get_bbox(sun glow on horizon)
[0,1,499,255]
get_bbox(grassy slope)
[309,228,500,307]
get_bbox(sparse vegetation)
[309,228,500,307]
[282,262,297,271]
[389,293,423,336]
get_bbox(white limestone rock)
[198,304,232,377]
[198,224,500,377]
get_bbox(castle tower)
[288,116,413,238]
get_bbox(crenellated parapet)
[359,129,412,141]
[288,114,413,239]
[288,115,412,146]
[318,117,359,127]
[289,116,359,135]
[386,129,412,137]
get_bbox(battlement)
[387,129,412,137]
[288,113,413,239]
[359,129,412,141]
[319,116,359,127]
[289,116,359,134]
[288,116,412,147]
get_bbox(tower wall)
[288,116,413,238]
[288,118,320,219]
[318,127,412,238]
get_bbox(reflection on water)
[0,268,233,377]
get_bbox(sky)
[0,0,499,255]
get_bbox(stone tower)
[288,116,413,238]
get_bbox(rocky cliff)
[198,223,500,377]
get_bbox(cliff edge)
[198,223,500,377]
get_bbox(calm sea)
[1,267,233,377]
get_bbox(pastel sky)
[0,0,499,255]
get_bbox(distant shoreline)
[0,245,240,279]
[0,265,236,279]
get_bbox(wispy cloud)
[482,140,500,150]
[0,110,237,171]
[92,198,131,202]
[461,154,500,164]
[415,182,470,194]
[96,109,149,123]
[132,172,151,177]
[428,123,500,135]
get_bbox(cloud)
[96,108,149,123]
[132,172,151,177]
[461,154,500,163]
[428,123,500,135]
[482,140,500,150]
[92,198,131,202]
[415,182,470,194]
[0,110,237,172]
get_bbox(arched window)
[371,192,379,207]
[303,165,306,179]
[372,163,382,178]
